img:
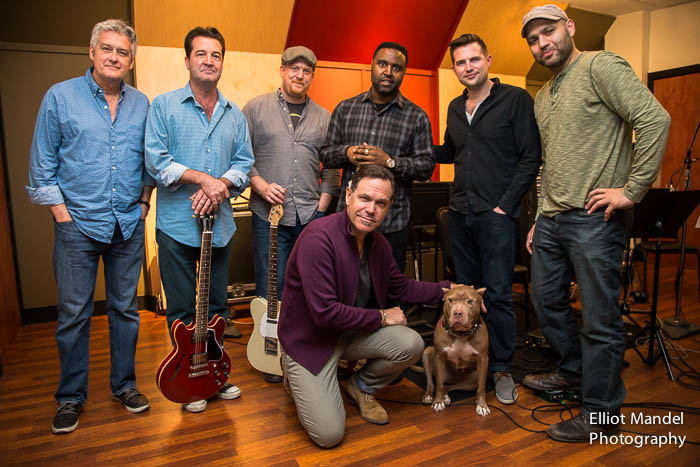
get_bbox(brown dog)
[414,285,490,416]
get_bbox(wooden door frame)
[648,64,700,92]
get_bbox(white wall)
[649,1,700,72]
[606,1,700,82]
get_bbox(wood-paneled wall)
[0,105,21,349]
[654,71,700,257]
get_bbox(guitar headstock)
[197,214,216,233]
[268,204,284,227]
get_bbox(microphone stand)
[663,120,700,339]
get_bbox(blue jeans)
[252,211,324,299]
[447,209,516,372]
[156,230,233,332]
[531,209,628,416]
[53,219,145,405]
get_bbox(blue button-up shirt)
[145,83,254,247]
[26,68,151,243]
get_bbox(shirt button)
[371,131,376,135]
[207,169,211,172]
[111,146,115,150]
[294,159,297,163]
[288,124,292,128]
[104,105,108,109]
[207,148,211,152]
[112,166,116,170]
[112,188,116,192]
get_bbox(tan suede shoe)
[345,376,389,425]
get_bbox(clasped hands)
[190,174,230,215]
[347,142,389,166]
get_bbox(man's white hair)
[89,19,137,58]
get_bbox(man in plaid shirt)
[320,41,436,271]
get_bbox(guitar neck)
[266,223,279,320]
[196,228,212,338]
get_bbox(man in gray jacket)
[243,46,339,382]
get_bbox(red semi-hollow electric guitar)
[156,214,232,403]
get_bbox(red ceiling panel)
[286,0,469,70]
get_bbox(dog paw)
[475,405,491,417]
[431,401,446,412]
[442,394,451,406]
[422,394,433,405]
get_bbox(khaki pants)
[282,326,424,448]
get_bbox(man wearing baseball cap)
[521,4,671,442]
[243,46,339,383]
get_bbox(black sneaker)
[112,387,150,413]
[52,401,82,434]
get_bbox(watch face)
[386,158,395,168]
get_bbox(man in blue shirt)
[145,26,254,413]
[26,19,153,434]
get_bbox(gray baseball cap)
[521,4,569,37]
[281,46,317,68]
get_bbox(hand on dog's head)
[443,285,486,330]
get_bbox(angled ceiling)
[438,0,567,74]
[285,0,468,70]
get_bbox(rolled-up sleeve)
[26,91,65,205]
[221,111,254,197]
[145,96,188,190]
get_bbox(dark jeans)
[252,210,325,300]
[156,229,233,332]
[53,219,145,405]
[382,227,409,274]
[531,209,628,417]
[447,209,516,372]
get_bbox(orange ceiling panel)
[286,0,469,70]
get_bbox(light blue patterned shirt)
[145,83,254,247]
[26,68,151,243]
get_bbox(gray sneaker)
[52,401,82,434]
[494,372,518,405]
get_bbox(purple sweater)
[279,211,449,374]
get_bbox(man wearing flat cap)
[243,46,339,382]
[521,4,671,442]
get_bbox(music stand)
[628,189,700,381]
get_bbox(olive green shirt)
[534,51,671,217]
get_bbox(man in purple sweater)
[279,165,450,448]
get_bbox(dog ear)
[476,287,486,296]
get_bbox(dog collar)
[442,317,481,338]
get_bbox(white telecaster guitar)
[246,204,283,376]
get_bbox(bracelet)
[138,200,150,208]
[380,309,387,327]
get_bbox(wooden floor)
[1,260,700,466]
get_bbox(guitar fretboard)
[266,224,279,320]
[195,228,212,343]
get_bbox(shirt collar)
[461,77,501,100]
[85,67,125,98]
[276,88,309,105]
[180,82,232,109]
[360,89,405,110]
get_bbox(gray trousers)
[282,326,424,448]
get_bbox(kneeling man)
[278,165,450,448]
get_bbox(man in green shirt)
[521,4,671,443]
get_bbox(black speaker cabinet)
[229,210,255,285]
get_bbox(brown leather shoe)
[547,412,620,443]
[345,376,388,425]
[522,371,580,391]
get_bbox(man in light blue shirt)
[26,19,153,435]
[145,26,254,413]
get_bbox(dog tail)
[409,364,425,374]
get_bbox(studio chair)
[405,182,452,340]
[632,234,700,298]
